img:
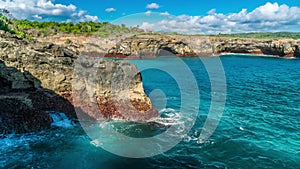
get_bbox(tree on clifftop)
[0,9,10,31]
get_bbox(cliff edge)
[0,31,157,133]
[37,34,300,58]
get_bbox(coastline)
[1,29,299,134]
[0,31,158,134]
[44,34,299,59]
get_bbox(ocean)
[1,55,299,169]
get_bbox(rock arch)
[106,36,196,58]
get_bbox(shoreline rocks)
[36,33,300,58]
[209,37,300,58]
[0,61,75,134]
[0,31,158,134]
[105,36,196,58]
[72,57,158,121]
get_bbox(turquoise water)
[1,55,300,168]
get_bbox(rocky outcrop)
[0,31,158,133]
[106,35,196,58]
[37,33,128,57]
[36,33,300,58]
[0,31,76,96]
[170,35,300,58]
[210,38,300,57]
[0,60,75,134]
[72,57,157,120]
[101,35,300,58]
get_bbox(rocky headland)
[105,35,300,58]
[37,34,300,58]
[1,30,299,133]
[105,35,196,58]
[0,31,157,134]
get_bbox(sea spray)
[46,111,74,128]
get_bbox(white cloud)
[146,3,160,9]
[105,8,116,13]
[80,15,99,22]
[0,0,99,22]
[207,9,216,15]
[140,22,155,31]
[32,14,42,20]
[159,11,170,16]
[140,2,300,34]
[145,10,152,16]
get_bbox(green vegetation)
[0,18,9,32]
[0,9,143,38]
[0,12,12,32]
[212,32,300,39]
[0,10,27,37]
[13,20,143,37]
[65,38,72,44]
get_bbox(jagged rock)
[72,57,157,120]
[179,36,300,58]
[0,31,158,132]
[105,35,300,58]
[106,36,196,58]
[0,96,51,134]
[0,30,76,96]
[0,61,75,134]
[36,33,300,58]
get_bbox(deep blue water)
[1,55,299,168]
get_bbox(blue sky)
[1,0,300,34]
[54,0,300,21]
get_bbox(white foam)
[48,112,74,129]
[147,108,183,126]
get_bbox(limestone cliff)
[167,35,300,58]
[108,35,300,58]
[0,31,75,96]
[106,35,196,58]
[72,57,157,120]
[36,33,300,58]
[0,31,157,133]
[0,60,75,134]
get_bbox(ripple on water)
[1,56,300,169]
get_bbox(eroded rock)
[0,61,75,134]
[106,36,196,58]
[72,57,158,121]
[0,31,158,133]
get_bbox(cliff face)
[0,60,75,134]
[36,33,300,58]
[0,31,75,96]
[104,35,300,58]
[169,36,300,58]
[106,36,196,58]
[72,57,157,120]
[210,38,300,57]
[0,31,157,133]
